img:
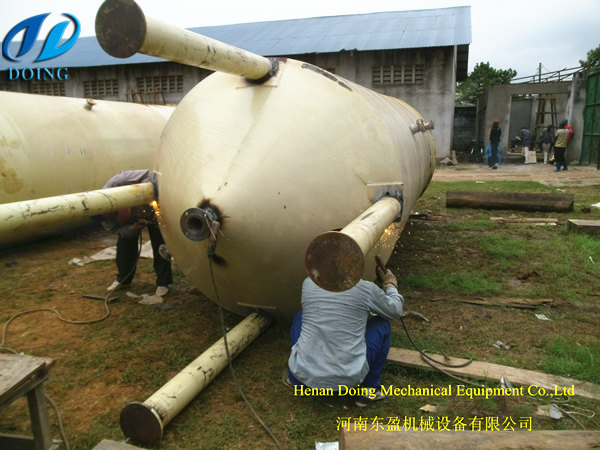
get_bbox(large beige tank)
[0,92,172,204]
[92,0,436,320]
[157,59,435,319]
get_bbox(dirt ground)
[1,161,599,448]
[433,161,600,186]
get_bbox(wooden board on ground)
[491,217,559,224]
[458,297,552,309]
[93,439,146,449]
[386,347,600,401]
[446,191,574,212]
[340,430,600,450]
[567,219,600,236]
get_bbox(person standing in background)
[540,124,555,164]
[554,120,570,172]
[488,120,501,170]
[519,126,534,164]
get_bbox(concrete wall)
[566,71,587,162]
[453,106,477,150]
[508,98,533,143]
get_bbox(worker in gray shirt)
[286,268,403,406]
[100,170,172,296]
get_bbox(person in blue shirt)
[286,267,404,406]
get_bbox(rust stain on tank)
[0,135,21,149]
[0,157,24,194]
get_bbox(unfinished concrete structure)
[477,75,586,162]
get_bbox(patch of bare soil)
[434,162,600,187]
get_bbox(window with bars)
[84,79,119,97]
[31,81,66,96]
[372,64,424,85]
[136,75,183,93]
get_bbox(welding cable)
[398,317,485,387]
[45,393,71,450]
[0,231,145,351]
[399,317,472,368]
[207,244,283,449]
[552,403,587,430]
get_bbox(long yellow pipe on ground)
[0,183,155,247]
[119,312,271,447]
[305,196,402,292]
[96,0,276,80]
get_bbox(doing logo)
[2,13,81,63]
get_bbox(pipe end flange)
[305,231,364,292]
[120,401,163,447]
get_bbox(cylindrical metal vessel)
[0,183,155,248]
[120,312,271,447]
[0,91,172,204]
[156,59,436,320]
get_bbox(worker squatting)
[293,384,575,399]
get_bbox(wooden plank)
[446,191,574,212]
[0,433,62,450]
[386,347,600,401]
[567,219,600,236]
[490,217,559,224]
[458,297,552,309]
[27,384,53,450]
[341,430,600,450]
[0,355,54,407]
[93,439,146,449]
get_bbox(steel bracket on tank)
[409,119,434,134]
[367,182,404,221]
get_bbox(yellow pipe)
[96,0,276,80]
[119,312,271,447]
[0,183,155,247]
[305,196,402,292]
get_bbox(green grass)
[539,337,600,384]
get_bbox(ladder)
[535,95,558,147]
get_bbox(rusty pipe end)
[96,0,146,58]
[305,231,364,292]
[120,402,163,447]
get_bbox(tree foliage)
[579,44,600,71]
[456,62,517,105]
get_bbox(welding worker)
[285,267,403,407]
[100,170,172,296]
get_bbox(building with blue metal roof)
[1,6,471,157]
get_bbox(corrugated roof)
[1,6,471,70]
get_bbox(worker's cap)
[493,120,500,125]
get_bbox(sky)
[1,0,598,79]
